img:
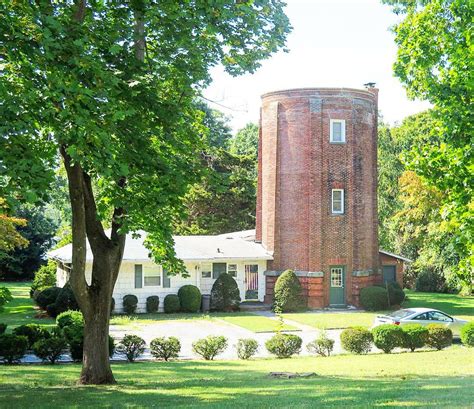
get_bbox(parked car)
[372,308,468,337]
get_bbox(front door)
[382,265,396,284]
[244,264,259,300]
[329,266,345,306]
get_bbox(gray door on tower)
[382,265,396,284]
[329,266,345,306]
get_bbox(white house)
[49,230,272,312]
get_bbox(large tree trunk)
[61,147,125,385]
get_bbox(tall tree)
[382,0,473,291]
[230,122,259,158]
[0,1,290,384]
[0,199,28,257]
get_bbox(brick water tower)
[256,88,380,308]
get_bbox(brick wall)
[257,88,380,307]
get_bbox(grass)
[284,289,473,330]
[0,347,472,408]
[0,282,54,330]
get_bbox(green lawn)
[0,282,54,330]
[0,347,472,408]
[284,290,473,330]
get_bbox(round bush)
[146,296,159,313]
[0,334,28,364]
[12,324,50,348]
[236,338,259,360]
[56,310,84,329]
[372,324,404,353]
[192,335,228,360]
[123,294,138,314]
[359,286,389,311]
[306,331,335,357]
[386,282,405,306]
[460,322,474,347]
[210,273,241,312]
[340,327,373,354]
[150,336,181,361]
[273,270,306,312]
[415,269,446,293]
[53,284,79,317]
[426,324,452,350]
[32,335,67,364]
[402,324,428,352]
[178,285,202,313]
[0,324,6,335]
[164,294,181,313]
[118,334,146,362]
[35,286,61,310]
[30,260,57,297]
[265,333,302,358]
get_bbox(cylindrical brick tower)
[256,88,380,308]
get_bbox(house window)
[228,264,238,278]
[330,119,346,143]
[143,265,161,287]
[331,189,344,214]
[201,263,212,278]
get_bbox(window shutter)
[134,265,143,289]
[163,268,171,288]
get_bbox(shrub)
[236,338,259,360]
[13,324,50,348]
[402,324,428,352]
[0,334,28,364]
[123,294,138,314]
[0,287,13,310]
[56,310,84,329]
[372,324,404,353]
[306,331,335,357]
[265,334,302,358]
[118,334,146,362]
[0,324,6,335]
[178,285,201,313]
[340,327,373,354]
[426,324,452,350]
[30,260,57,296]
[359,286,389,311]
[150,337,181,361]
[210,272,241,312]
[146,296,159,313]
[36,286,61,310]
[53,284,79,317]
[415,269,446,293]
[386,282,405,306]
[273,269,306,312]
[192,336,228,360]
[164,294,181,313]
[32,335,67,364]
[460,322,474,347]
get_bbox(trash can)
[201,294,211,313]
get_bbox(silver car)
[372,307,469,337]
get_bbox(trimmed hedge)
[118,334,146,362]
[192,335,228,360]
[210,272,241,312]
[426,324,452,350]
[402,324,428,352]
[164,294,181,313]
[386,282,405,306]
[56,310,84,329]
[146,296,159,313]
[359,286,388,311]
[236,338,259,360]
[32,336,67,364]
[273,269,306,312]
[340,327,373,354]
[150,337,181,361]
[265,333,302,358]
[0,334,28,364]
[460,322,474,347]
[123,294,138,314]
[307,331,335,357]
[53,284,79,317]
[35,286,61,310]
[372,324,404,353]
[12,324,50,348]
[178,285,201,313]
[30,260,57,297]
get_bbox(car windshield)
[387,309,415,319]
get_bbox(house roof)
[48,230,273,263]
[379,250,412,263]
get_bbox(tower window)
[330,119,346,143]
[332,189,344,214]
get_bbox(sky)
[203,0,431,133]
